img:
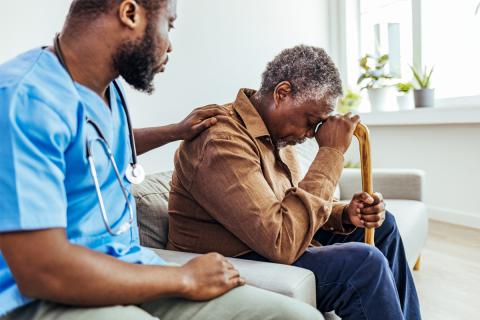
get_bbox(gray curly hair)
[258,45,343,104]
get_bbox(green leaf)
[410,65,423,89]
[396,82,413,93]
[377,54,389,69]
[357,73,367,85]
[359,55,370,70]
[425,67,434,88]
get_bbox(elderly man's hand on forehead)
[314,112,361,154]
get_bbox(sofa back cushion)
[132,171,173,249]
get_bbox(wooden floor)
[412,220,480,319]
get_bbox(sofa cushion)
[132,171,173,249]
[386,200,428,268]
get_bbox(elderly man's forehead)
[305,97,336,113]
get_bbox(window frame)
[328,0,480,109]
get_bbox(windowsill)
[358,106,480,126]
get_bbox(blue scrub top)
[0,48,166,316]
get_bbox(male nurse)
[0,1,321,319]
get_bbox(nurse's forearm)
[134,126,180,155]
[0,229,243,306]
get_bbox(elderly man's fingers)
[360,212,383,223]
[361,202,386,215]
[364,221,383,229]
[353,192,374,205]
[370,192,384,205]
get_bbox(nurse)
[0,0,322,319]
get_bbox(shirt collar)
[233,89,271,139]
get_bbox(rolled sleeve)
[0,92,71,232]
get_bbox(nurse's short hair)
[258,45,343,104]
[67,0,165,21]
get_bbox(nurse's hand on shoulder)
[176,106,228,141]
[180,252,245,301]
[345,192,386,228]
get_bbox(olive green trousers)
[1,285,322,320]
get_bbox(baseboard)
[428,205,480,229]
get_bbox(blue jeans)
[240,211,421,320]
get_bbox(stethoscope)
[53,34,145,236]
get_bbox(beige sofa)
[132,164,427,319]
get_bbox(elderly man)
[0,1,322,319]
[168,45,422,319]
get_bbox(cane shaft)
[353,123,375,245]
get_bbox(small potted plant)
[410,66,434,108]
[357,54,393,112]
[337,89,362,114]
[396,82,414,111]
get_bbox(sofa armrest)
[150,248,317,307]
[339,168,425,201]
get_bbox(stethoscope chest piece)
[126,163,145,185]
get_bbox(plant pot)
[367,87,389,112]
[396,91,414,111]
[414,89,435,108]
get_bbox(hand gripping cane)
[353,123,375,245]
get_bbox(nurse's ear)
[118,0,144,30]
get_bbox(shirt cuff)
[322,202,357,234]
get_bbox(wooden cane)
[353,123,375,245]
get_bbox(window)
[422,0,480,100]
[359,0,412,79]
[339,0,480,108]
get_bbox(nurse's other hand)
[180,252,245,301]
[176,106,228,141]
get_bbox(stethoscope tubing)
[53,34,138,236]
[53,33,137,165]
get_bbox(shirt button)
[329,227,335,231]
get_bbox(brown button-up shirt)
[167,89,354,264]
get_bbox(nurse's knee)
[70,305,158,320]
[230,285,322,320]
[261,297,322,320]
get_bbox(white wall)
[127,0,331,172]
[3,2,478,229]
[345,124,480,229]
[0,2,70,60]
[0,0,331,173]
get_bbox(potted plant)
[396,82,414,111]
[337,89,362,114]
[357,54,393,112]
[410,66,434,108]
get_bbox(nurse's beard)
[113,22,158,94]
